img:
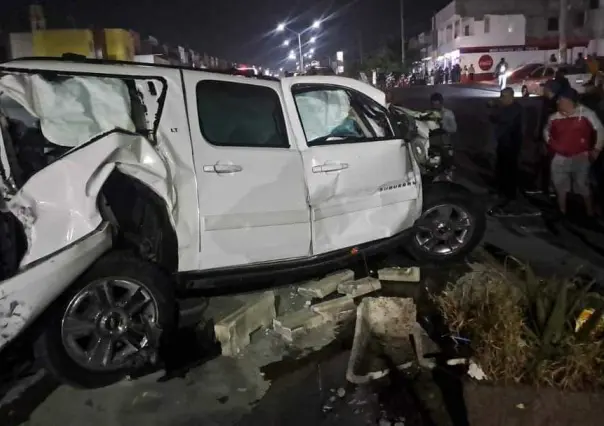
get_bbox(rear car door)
[183,73,311,270]
[281,78,422,255]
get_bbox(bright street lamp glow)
[283,40,290,46]
[312,20,321,29]
[279,67,284,71]
[276,23,286,32]
[289,49,295,55]
[309,48,315,54]
[288,53,296,60]
[309,36,316,43]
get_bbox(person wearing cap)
[488,87,524,215]
[544,87,604,218]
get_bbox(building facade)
[424,0,601,78]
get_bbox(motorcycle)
[388,105,454,182]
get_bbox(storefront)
[454,40,589,81]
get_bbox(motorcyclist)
[429,92,457,177]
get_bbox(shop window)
[590,0,599,10]
[574,11,585,27]
[547,17,559,31]
[464,25,470,36]
[484,16,490,33]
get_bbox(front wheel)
[406,184,486,263]
[34,251,176,388]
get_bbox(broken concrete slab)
[378,267,421,283]
[311,295,356,323]
[297,269,355,299]
[214,291,276,357]
[337,277,381,298]
[272,309,327,342]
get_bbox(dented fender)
[7,129,177,268]
[0,222,112,352]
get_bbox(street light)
[275,20,321,69]
[283,40,290,47]
[309,36,317,43]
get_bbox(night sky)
[2,0,448,67]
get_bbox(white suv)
[0,57,485,388]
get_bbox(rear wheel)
[407,185,486,263]
[34,251,176,388]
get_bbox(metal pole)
[559,0,567,63]
[298,33,304,71]
[400,0,405,64]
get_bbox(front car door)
[281,77,422,255]
[525,66,545,94]
[183,72,311,270]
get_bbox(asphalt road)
[4,84,604,426]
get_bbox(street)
[3,84,604,426]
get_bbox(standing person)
[496,58,509,89]
[554,68,571,92]
[469,64,475,81]
[488,87,524,215]
[529,80,562,195]
[575,52,586,68]
[587,54,600,85]
[544,88,604,218]
[462,65,468,83]
[444,66,450,84]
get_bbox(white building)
[428,0,593,79]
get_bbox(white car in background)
[508,63,590,97]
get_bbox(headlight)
[505,71,512,78]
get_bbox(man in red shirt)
[544,88,604,217]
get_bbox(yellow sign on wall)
[32,30,94,58]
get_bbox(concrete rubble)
[297,269,355,299]
[213,291,276,356]
[338,277,382,298]
[378,266,421,283]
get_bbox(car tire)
[34,251,176,389]
[406,183,486,264]
[521,85,529,97]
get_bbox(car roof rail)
[5,56,280,82]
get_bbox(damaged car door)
[182,73,311,270]
[281,79,422,255]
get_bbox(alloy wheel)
[60,278,158,372]
[414,204,474,256]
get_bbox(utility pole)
[359,31,364,64]
[559,0,568,63]
[400,0,405,65]
[297,33,304,70]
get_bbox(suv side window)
[196,80,289,148]
[292,85,394,146]
[544,67,555,77]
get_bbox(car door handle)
[312,162,349,173]
[203,164,243,174]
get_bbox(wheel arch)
[99,169,179,273]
